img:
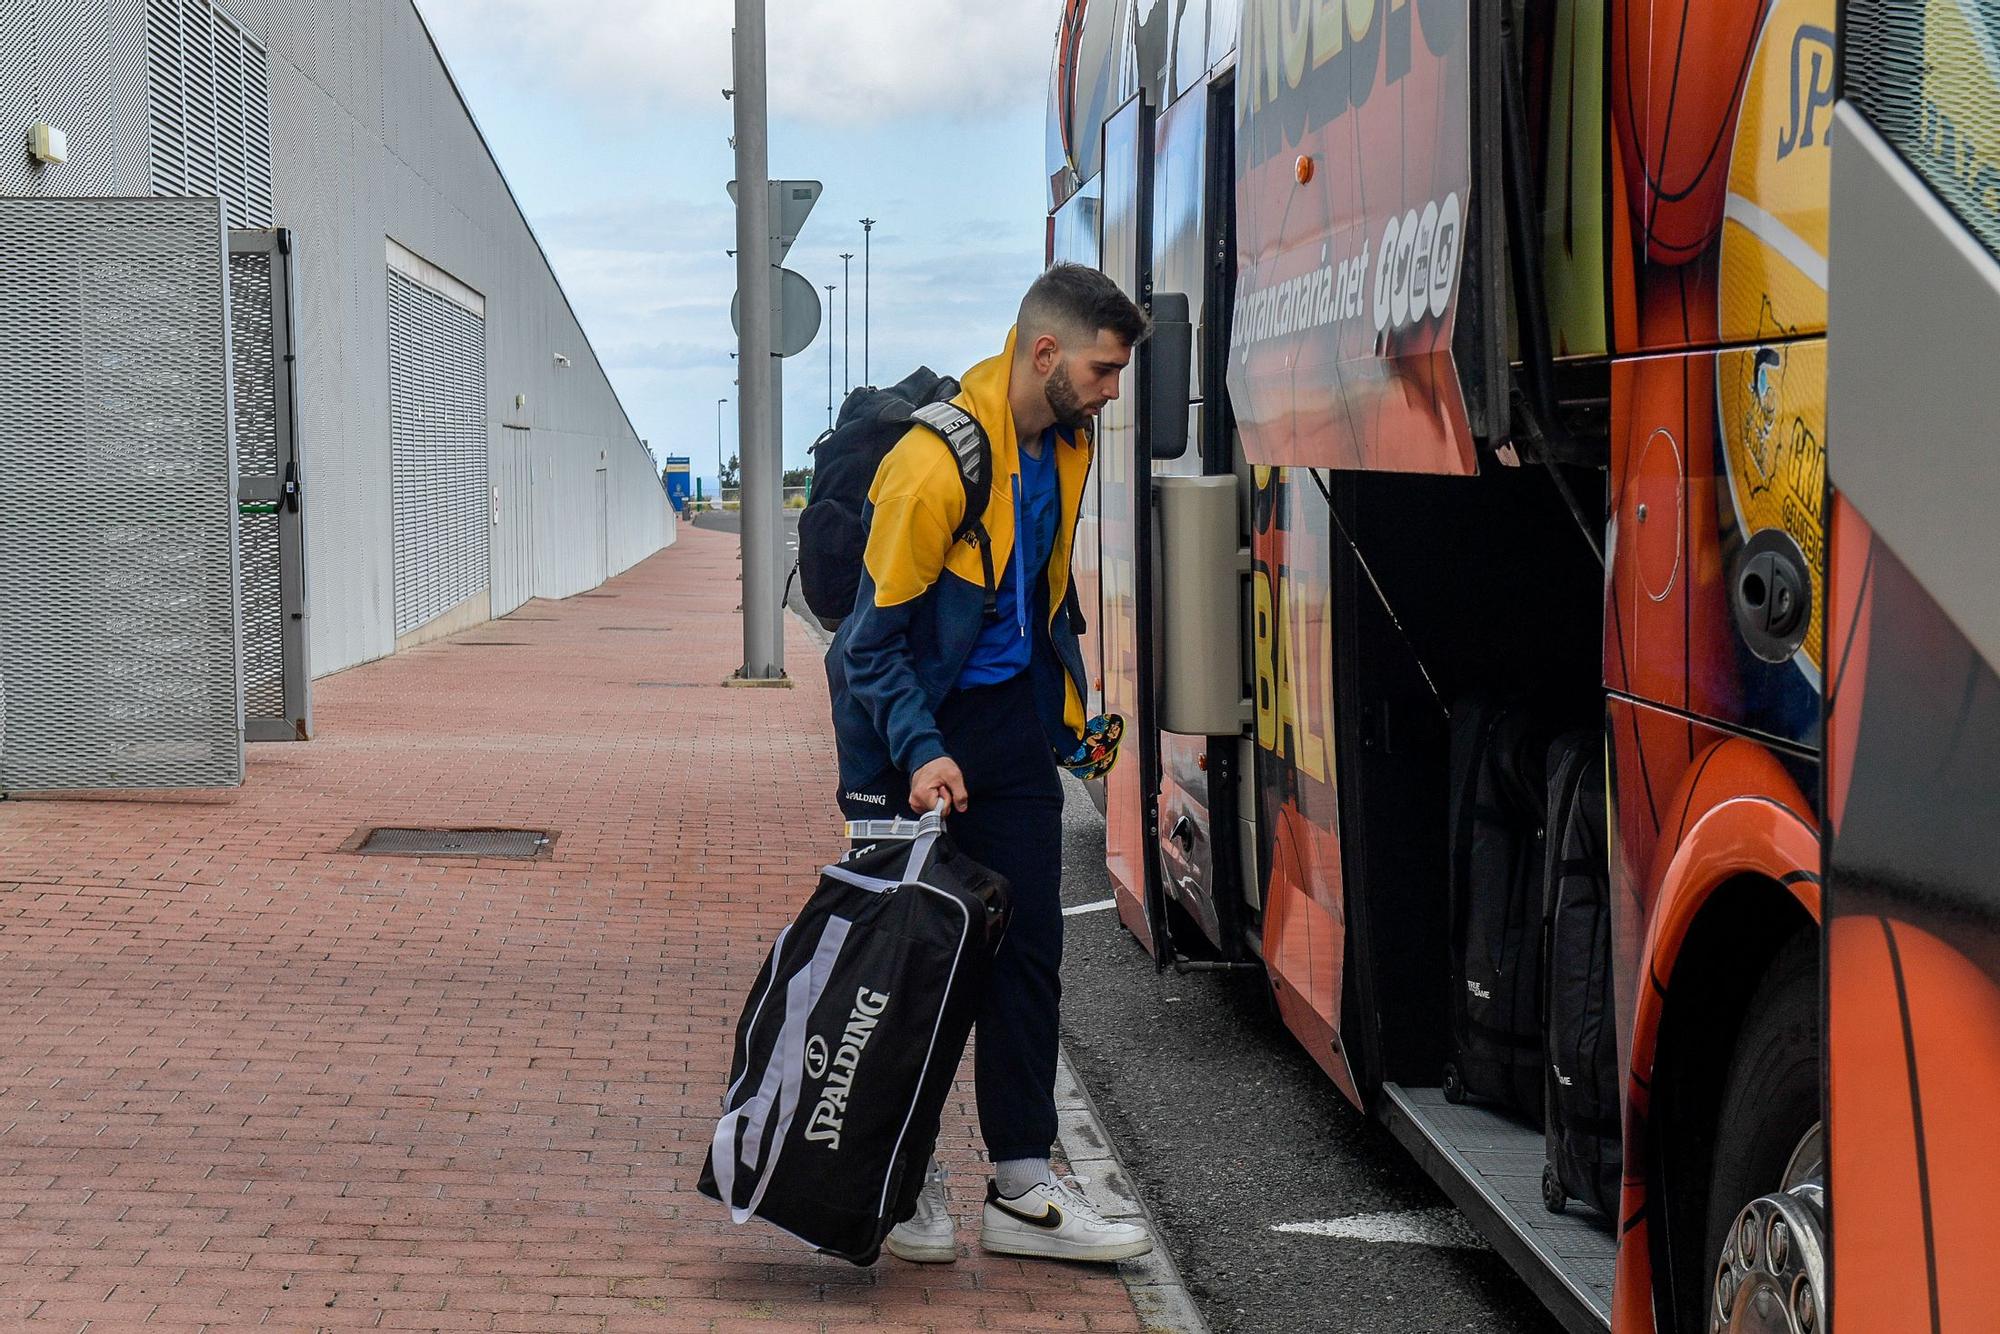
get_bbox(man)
[826,264,1153,1264]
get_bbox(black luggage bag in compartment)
[1539,731,1622,1218]
[1444,696,1554,1123]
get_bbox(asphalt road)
[1055,780,1563,1334]
[688,508,813,624]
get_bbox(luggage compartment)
[1324,459,1614,1330]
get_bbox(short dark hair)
[1018,262,1150,349]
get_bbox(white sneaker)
[884,1162,956,1263]
[979,1176,1154,1263]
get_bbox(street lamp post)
[839,251,854,393]
[716,396,728,509]
[860,218,875,388]
[825,282,837,431]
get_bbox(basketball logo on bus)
[1373,193,1460,334]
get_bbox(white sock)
[995,1157,1054,1199]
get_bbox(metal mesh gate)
[389,267,490,638]
[230,229,309,741]
[0,196,242,791]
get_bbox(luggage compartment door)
[1226,1,1501,474]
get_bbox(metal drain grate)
[347,827,556,858]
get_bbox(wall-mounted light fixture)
[28,124,66,165]
[553,353,571,368]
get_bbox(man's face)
[1038,328,1132,430]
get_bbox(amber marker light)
[1295,155,1315,185]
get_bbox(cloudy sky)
[416,0,1061,491]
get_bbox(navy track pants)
[836,672,1063,1164]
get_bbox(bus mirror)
[1147,292,1193,459]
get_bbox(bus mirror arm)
[1146,292,1193,460]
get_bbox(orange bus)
[1046,1,2000,1329]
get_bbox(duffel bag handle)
[899,803,947,883]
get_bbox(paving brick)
[0,532,1141,1334]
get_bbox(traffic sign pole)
[731,0,782,680]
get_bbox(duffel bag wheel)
[1442,1061,1465,1104]
[1541,1164,1567,1214]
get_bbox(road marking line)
[1063,897,1119,917]
[1271,1208,1488,1249]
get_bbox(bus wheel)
[1702,935,1824,1333]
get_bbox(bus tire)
[1699,932,1821,1324]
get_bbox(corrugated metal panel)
[147,0,272,227]
[0,196,242,791]
[389,266,490,637]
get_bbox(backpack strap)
[907,401,998,618]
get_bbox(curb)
[1055,1048,1211,1334]
[792,608,1208,1333]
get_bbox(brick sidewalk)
[0,527,1143,1332]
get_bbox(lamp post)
[825,283,837,431]
[715,396,728,510]
[839,251,854,392]
[860,218,875,388]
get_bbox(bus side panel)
[1251,466,1356,1101]
[1607,697,1821,1330]
[1825,496,2000,1331]
[1607,344,1826,753]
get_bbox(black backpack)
[797,368,994,632]
[1443,695,1557,1124]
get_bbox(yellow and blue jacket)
[826,328,1093,790]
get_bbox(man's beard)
[1044,363,1093,430]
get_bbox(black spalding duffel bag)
[1444,695,1555,1123]
[1539,731,1622,1218]
[699,810,1009,1264]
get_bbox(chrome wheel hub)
[1711,1126,1826,1334]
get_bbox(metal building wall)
[0,0,673,676]
[0,0,150,196]
[252,0,673,669]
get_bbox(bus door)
[1098,89,1164,954]
[1147,75,1255,961]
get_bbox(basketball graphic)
[1614,0,1770,264]
[1715,0,1834,684]
[1718,0,1834,342]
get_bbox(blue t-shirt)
[956,430,1061,689]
